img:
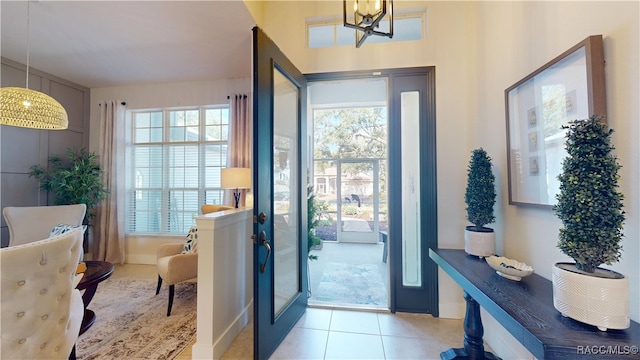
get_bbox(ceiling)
[0,1,256,89]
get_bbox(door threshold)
[308,302,390,313]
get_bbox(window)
[307,13,424,48]
[125,106,229,235]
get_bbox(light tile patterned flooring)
[115,264,465,359]
[177,308,463,360]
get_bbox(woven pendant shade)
[0,87,68,129]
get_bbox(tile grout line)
[323,309,333,360]
[377,313,387,359]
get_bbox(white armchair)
[3,204,87,247]
[1,227,84,360]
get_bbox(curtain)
[94,100,126,264]
[226,94,252,207]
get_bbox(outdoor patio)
[308,240,389,310]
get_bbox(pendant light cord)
[25,0,31,89]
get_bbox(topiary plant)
[554,115,625,273]
[465,148,496,231]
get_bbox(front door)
[252,27,308,360]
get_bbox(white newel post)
[191,208,253,359]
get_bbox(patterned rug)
[76,278,197,360]
[315,262,387,306]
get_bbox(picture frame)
[505,35,606,208]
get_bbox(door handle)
[258,230,271,273]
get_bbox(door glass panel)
[401,91,421,287]
[273,68,300,316]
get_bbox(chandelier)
[343,0,394,48]
[0,1,68,130]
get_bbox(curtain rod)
[227,95,247,99]
[98,101,126,106]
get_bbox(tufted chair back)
[3,204,87,247]
[1,227,84,360]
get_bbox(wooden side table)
[77,260,114,335]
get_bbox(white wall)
[255,0,640,357]
[89,78,251,263]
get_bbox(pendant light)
[0,1,68,130]
[343,0,394,48]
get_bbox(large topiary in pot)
[464,148,496,257]
[29,147,109,252]
[552,115,628,331]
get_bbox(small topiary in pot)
[464,148,496,257]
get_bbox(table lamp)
[221,167,251,208]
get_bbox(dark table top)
[77,260,114,290]
[429,248,639,359]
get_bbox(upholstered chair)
[155,204,233,316]
[1,227,84,360]
[3,204,87,247]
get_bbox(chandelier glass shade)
[0,87,69,129]
[343,0,394,48]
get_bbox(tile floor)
[177,308,464,360]
[114,264,467,360]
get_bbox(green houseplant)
[307,184,324,260]
[29,147,109,226]
[464,148,496,257]
[552,115,629,330]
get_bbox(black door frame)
[306,67,438,315]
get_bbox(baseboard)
[439,301,465,319]
[481,308,535,360]
[192,299,253,359]
[125,254,156,265]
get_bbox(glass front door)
[252,26,308,360]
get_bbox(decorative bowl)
[486,256,534,281]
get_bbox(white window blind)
[125,106,229,235]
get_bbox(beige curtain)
[226,94,252,207]
[94,100,126,264]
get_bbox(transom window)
[125,106,229,235]
[307,13,424,48]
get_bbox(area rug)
[315,262,387,305]
[76,278,197,360]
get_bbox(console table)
[429,248,639,359]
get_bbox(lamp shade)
[221,167,251,189]
[0,87,68,129]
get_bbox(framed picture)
[505,35,606,208]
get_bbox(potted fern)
[29,147,109,251]
[464,148,496,257]
[552,115,629,331]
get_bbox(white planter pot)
[552,263,629,331]
[464,227,495,258]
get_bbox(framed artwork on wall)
[505,35,606,208]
